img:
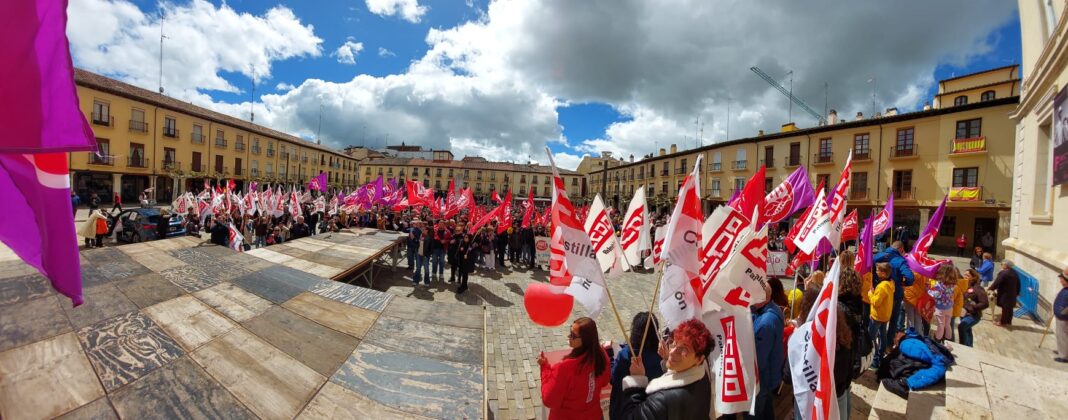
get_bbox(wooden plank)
[77,312,184,391]
[241,306,360,376]
[282,292,379,338]
[144,295,236,351]
[363,315,483,365]
[0,333,104,420]
[383,296,483,329]
[298,381,431,420]
[191,328,325,420]
[109,356,255,419]
[310,281,393,312]
[194,283,273,322]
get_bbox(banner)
[767,251,788,277]
[1054,85,1068,185]
[788,258,841,420]
[792,182,831,255]
[535,236,551,266]
[948,187,981,201]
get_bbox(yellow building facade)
[357,156,583,204]
[1006,1,1068,311]
[71,69,360,204]
[590,67,1019,255]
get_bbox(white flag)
[547,149,607,317]
[620,186,650,269]
[825,151,852,250]
[585,194,630,273]
[660,155,703,274]
[702,300,759,415]
[788,258,841,420]
[792,184,831,255]
[659,264,701,329]
[228,223,244,253]
[644,225,667,271]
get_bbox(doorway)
[974,217,998,254]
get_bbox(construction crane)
[750,66,826,125]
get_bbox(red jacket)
[540,349,610,420]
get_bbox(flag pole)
[603,278,635,352]
[637,261,667,358]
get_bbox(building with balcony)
[71,69,360,204]
[1006,1,1068,313]
[356,153,582,205]
[588,66,1019,256]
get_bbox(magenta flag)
[762,165,815,225]
[906,196,951,278]
[0,154,85,305]
[856,216,874,274]
[307,172,328,192]
[2,0,95,153]
[873,194,894,236]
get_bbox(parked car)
[109,208,186,243]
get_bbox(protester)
[457,233,477,293]
[1054,267,1068,363]
[609,313,665,420]
[79,209,108,248]
[448,227,463,283]
[406,220,422,270]
[88,192,100,213]
[538,317,611,419]
[958,268,988,347]
[750,281,785,420]
[977,252,995,287]
[290,215,311,239]
[617,318,712,419]
[950,267,970,343]
[155,208,171,241]
[969,246,984,271]
[413,226,431,286]
[878,329,955,399]
[209,215,229,247]
[71,191,80,217]
[955,234,968,257]
[869,262,895,369]
[988,260,1021,327]
[928,265,957,344]
[902,272,930,336]
[874,241,915,344]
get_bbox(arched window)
[980,90,996,101]
[953,95,968,106]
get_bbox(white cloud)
[378,47,396,57]
[365,0,427,23]
[333,39,364,65]
[275,82,295,91]
[67,0,322,98]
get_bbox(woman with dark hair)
[768,278,789,309]
[608,313,665,420]
[538,317,611,419]
[618,318,713,419]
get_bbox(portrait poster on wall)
[1053,84,1068,185]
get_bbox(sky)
[67,0,1022,170]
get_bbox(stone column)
[997,210,1011,260]
[173,177,181,196]
[150,175,158,202]
[112,173,122,196]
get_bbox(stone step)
[868,379,907,420]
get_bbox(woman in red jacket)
[538,317,610,419]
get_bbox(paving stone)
[364,315,483,365]
[310,281,393,312]
[144,295,236,351]
[125,250,185,273]
[330,341,482,419]
[282,292,379,338]
[62,284,138,329]
[193,282,273,322]
[195,244,238,258]
[245,248,294,264]
[112,273,186,309]
[191,328,325,420]
[298,381,431,420]
[944,365,988,410]
[110,357,255,420]
[221,252,275,272]
[231,265,327,304]
[0,259,42,279]
[77,311,184,391]
[383,295,483,329]
[0,333,104,420]
[242,306,360,376]
[81,247,127,265]
[0,294,72,352]
[169,248,215,265]
[84,256,152,286]
[55,397,118,420]
[945,395,992,420]
[0,273,52,305]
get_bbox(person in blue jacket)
[750,282,784,420]
[609,312,665,420]
[880,328,954,398]
[874,241,915,345]
[977,252,995,287]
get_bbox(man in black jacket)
[988,260,1021,326]
[209,215,229,247]
[290,216,311,239]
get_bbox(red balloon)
[524,283,574,327]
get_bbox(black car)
[109,208,186,243]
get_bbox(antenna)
[250,65,256,122]
[824,82,829,123]
[726,95,731,141]
[787,70,794,123]
[316,102,323,145]
[158,12,169,94]
[870,76,877,116]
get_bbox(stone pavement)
[0,232,484,420]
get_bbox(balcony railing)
[251,169,259,177]
[252,146,261,154]
[949,186,982,201]
[661,170,669,176]
[265,171,274,177]
[129,120,148,133]
[267,149,275,157]
[191,132,205,144]
[91,113,113,127]
[889,144,918,159]
[214,166,229,176]
[814,152,834,164]
[234,167,243,176]
[127,156,148,168]
[191,163,203,172]
[88,153,114,166]
[854,151,871,161]
[786,155,801,167]
[890,187,916,200]
[951,136,986,154]
[760,158,775,168]
[235,142,245,151]
[709,162,722,172]
[215,138,227,148]
[302,156,308,163]
[733,160,748,170]
[163,126,179,138]
[710,189,722,198]
[849,188,868,200]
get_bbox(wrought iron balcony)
[814,152,834,165]
[162,160,180,171]
[889,144,918,159]
[163,126,179,138]
[191,132,205,144]
[215,138,227,148]
[129,120,148,133]
[732,160,748,170]
[127,156,149,168]
[88,153,114,166]
[91,113,113,127]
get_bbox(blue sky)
[68,0,1022,169]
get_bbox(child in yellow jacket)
[868,262,895,369]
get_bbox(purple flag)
[906,196,951,278]
[2,0,96,153]
[726,188,741,207]
[763,165,816,225]
[856,216,874,274]
[0,154,85,305]
[873,194,894,236]
[370,176,385,204]
[307,172,328,192]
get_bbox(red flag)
[491,190,502,204]
[730,166,766,224]
[470,205,501,233]
[521,186,536,228]
[842,209,858,241]
[496,190,513,234]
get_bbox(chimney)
[873,112,882,118]
[659,148,666,156]
[885,107,898,116]
[602,151,613,159]
[758,129,765,136]
[670,144,677,154]
[855,111,864,120]
[827,109,838,125]
[781,122,797,132]
[629,154,634,162]
[922,102,931,111]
